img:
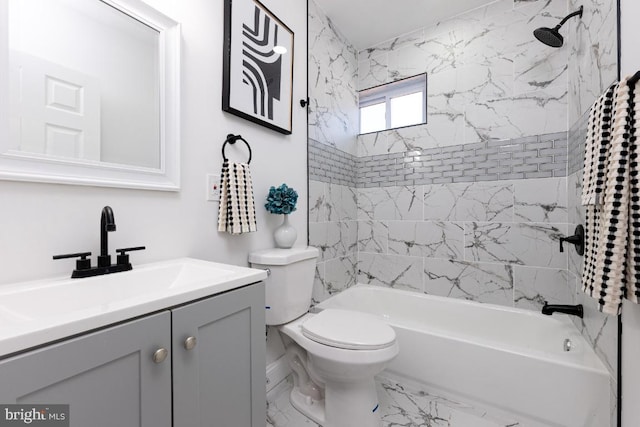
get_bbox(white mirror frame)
[0,0,181,191]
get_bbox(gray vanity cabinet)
[0,311,173,427]
[0,282,265,427]
[172,282,266,427]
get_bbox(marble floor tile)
[378,377,520,427]
[267,379,319,427]
[267,374,523,427]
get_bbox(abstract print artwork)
[223,0,294,134]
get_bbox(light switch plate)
[206,174,220,201]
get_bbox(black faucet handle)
[116,246,146,266]
[558,225,585,255]
[116,246,146,254]
[559,237,574,252]
[53,252,92,271]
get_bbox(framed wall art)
[223,0,294,135]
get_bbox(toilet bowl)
[280,309,398,427]
[249,247,398,427]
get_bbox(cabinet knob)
[184,336,197,351]
[152,347,168,363]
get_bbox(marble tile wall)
[567,0,618,128]
[308,0,575,315]
[308,0,360,300]
[308,0,359,156]
[308,180,358,303]
[356,178,572,310]
[357,0,569,152]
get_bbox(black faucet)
[98,206,116,267]
[53,206,145,278]
[541,302,584,318]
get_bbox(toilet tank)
[249,247,319,325]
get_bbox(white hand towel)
[217,159,258,235]
[581,75,640,314]
[582,83,617,206]
[582,84,617,301]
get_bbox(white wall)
[0,0,308,287]
[620,2,640,425]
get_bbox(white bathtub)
[315,285,610,427]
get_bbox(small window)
[359,74,427,134]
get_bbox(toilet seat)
[301,309,396,350]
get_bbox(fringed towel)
[581,75,640,315]
[217,159,258,234]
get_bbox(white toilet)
[249,247,398,427]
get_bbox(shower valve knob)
[559,225,585,256]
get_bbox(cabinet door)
[172,282,266,427]
[0,312,172,427]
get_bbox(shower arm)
[555,6,583,30]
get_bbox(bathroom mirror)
[0,0,180,190]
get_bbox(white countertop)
[0,258,268,357]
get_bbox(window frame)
[358,73,427,135]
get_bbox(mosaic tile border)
[309,132,570,188]
[308,138,357,186]
[357,132,568,188]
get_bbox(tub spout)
[541,302,583,318]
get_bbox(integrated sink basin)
[0,258,268,356]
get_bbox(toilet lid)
[301,309,396,350]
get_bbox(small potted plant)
[265,183,298,248]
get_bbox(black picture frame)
[222,0,294,135]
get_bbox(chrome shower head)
[533,6,583,48]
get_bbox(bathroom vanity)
[0,258,267,427]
